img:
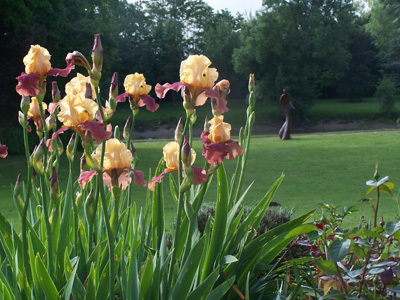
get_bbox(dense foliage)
[1,0,399,123]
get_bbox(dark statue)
[278,89,294,140]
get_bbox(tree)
[233,0,356,116]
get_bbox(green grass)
[1,131,400,230]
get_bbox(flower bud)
[20,96,30,115]
[49,207,59,233]
[175,118,183,143]
[214,79,230,99]
[190,110,197,126]
[109,72,118,101]
[18,111,27,128]
[203,116,210,133]
[66,133,76,162]
[51,82,60,103]
[181,136,192,168]
[130,142,139,165]
[81,130,93,148]
[49,166,60,205]
[114,125,120,139]
[66,51,91,72]
[32,139,45,175]
[80,153,89,172]
[180,166,193,193]
[248,91,256,111]
[75,191,83,211]
[55,135,64,155]
[123,117,132,140]
[13,174,24,215]
[85,82,93,100]
[91,34,103,86]
[45,114,54,132]
[248,73,255,93]
[85,189,95,224]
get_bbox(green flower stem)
[168,112,191,290]
[373,187,381,228]
[189,122,193,147]
[233,112,254,203]
[229,127,243,204]
[37,93,49,166]
[99,174,115,300]
[21,113,33,283]
[126,111,138,146]
[40,175,53,276]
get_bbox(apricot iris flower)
[78,138,146,191]
[117,73,159,112]
[155,55,228,113]
[148,141,208,191]
[201,116,243,164]
[16,45,73,96]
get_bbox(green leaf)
[139,255,153,300]
[328,239,350,262]
[96,262,109,299]
[84,263,96,300]
[386,221,400,235]
[205,276,235,300]
[35,253,61,300]
[316,260,338,275]
[381,182,394,194]
[201,164,229,281]
[170,237,206,300]
[186,268,220,300]
[364,186,375,196]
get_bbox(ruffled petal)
[155,82,187,99]
[204,88,229,113]
[116,92,131,103]
[139,95,159,112]
[78,121,112,143]
[0,145,8,158]
[192,166,208,185]
[16,73,39,96]
[148,169,172,191]
[78,170,98,189]
[201,130,243,164]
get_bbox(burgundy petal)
[46,60,74,77]
[192,166,208,185]
[78,170,98,189]
[204,89,229,113]
[0,145,8,158]
[204,142,229,164]
[78,121,112,143]
[148,169,172,191]
[139,95,159,112]
[16,73,39,96]
[127,169,147,187]
[116,92,131,103]
[155,82,187,99]
[225,140,244,160]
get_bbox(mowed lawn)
[1,131,399,229]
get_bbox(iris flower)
[16,45,73,96]
[155,55,228,113]
[201,116,243,164]
[78,138,146,191]
[117,73,159,112]
[148,141,208,191]
[54,75,111,143]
